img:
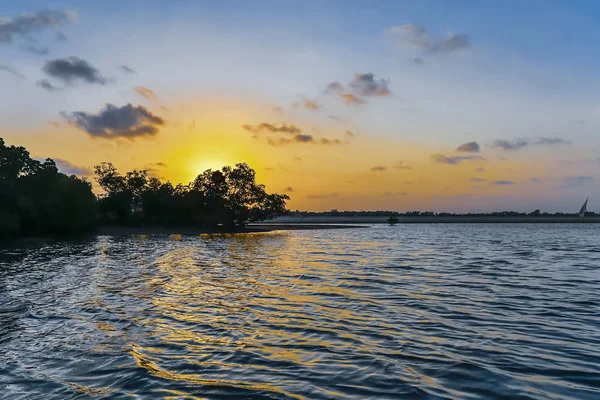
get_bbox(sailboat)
[579,197,588,217]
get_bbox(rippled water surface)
[1,224,600,399]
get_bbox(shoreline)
[94,224,368,236]
[265,216,600,224]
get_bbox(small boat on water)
[579,197,588,217]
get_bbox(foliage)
[0,138,97,237]
[94,162,289,228]
[387,215,400,225]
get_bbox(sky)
[1,0,599,212]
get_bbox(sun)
[189,158,227,176]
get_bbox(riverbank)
[266,216,600,224]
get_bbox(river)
[1,224,599,399]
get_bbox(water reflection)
[1,225,600,399]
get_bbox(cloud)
[44,158,91,176]
[242,122,302,135]
[349,73,391,97]
[120,65,135,74]
[475,167,485,173]
[530,177,543,183]
[307,193,338,199]
[564,176,594,188]
[320,138,342,145]
[345,130,354,137]
[371,165,387,172]
[144,162,168,178]
[389,24,470,54]
[272,106,283,114]
[43,57,107,85]
[325,81,344,94]
[393,161,412,170]
[134,86,158,101]
[491,139,528,151]
[327,115,344,122]
[297,99,321,111]
[283,186,294,193]
[268,134,342,147]
[36,79,61,92]
[62,103,165,140]
[0,65,24,79]
[413,57,424,65]
[0,9,76,44]
[491,180,515,185]
[470,177,485,182]
[20,44,48,55]
[535,137,571,145]
[431,154,484,165]
[293,157,302,162]
[456,141,480,153]
[56,32,67,41]
[47,121,60,129]
[339,93,367,106]
[264,167,275,171]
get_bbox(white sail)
[579,197,588,217]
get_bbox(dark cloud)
[155,162,167,167]
[0,65,24,79]
[43,57,107,85]
[390,24,470,54]
[0,9,76,44]
[349,73,391,97]
[535,137,571,145]
[62,103,165,140]
[242,122,302,135]
[36,79,61,92]
[268,134,342,147]
[20,44,48,55]
[470,177,485,183]
[307,193,338,199]
[475,167,485,173]
[371,165,387,172]
[134,86,158,101]
[413,57,424,65]
[491,139,528,151]
[345,130,354,137]
[456,141,480,153]
[120,65,135,74]
[564,176,594,188]
[431,154,484,165]
[491,180,515,185]
[393,161,412,170]
[283,186,294,193]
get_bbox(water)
[1,224,599,399]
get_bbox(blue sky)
[1,1,599,211]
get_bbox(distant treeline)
[289,209,597,217]
[0,137,288,238]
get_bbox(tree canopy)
[0,137,289,238]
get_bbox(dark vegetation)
[0,137,288,238]
[289,209,597,217]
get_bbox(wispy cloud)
[431,154,484,165]
[293,157,302,162]
[413,57,424,65]
[0,65,24,79]
[267,134,342,146]
[491,139,528,151]
[35,157,91,176]
[43,57,107,85]
[295,99,321,111]
[345,130,354,137]
[530,177,543,183]
[475,167,485,173]
[456,141,480,153]
[535,137,571,145]
[283,186,294,193]
[272,106,284,114]
[20,43,48,55]
[62,103,165,140]
[564,176,594,188]
[47,121,61,129]
[388,24,470,54]
[383,191,408,196]
[339,93,367,106]
[371,165,387,172]
[36,79,61,92]
[134,86,158,101]
[349,73,391,97]
[470,177,486,182]
[491,180,515,185]
[242,122,302,135]
[120,65,135,74]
